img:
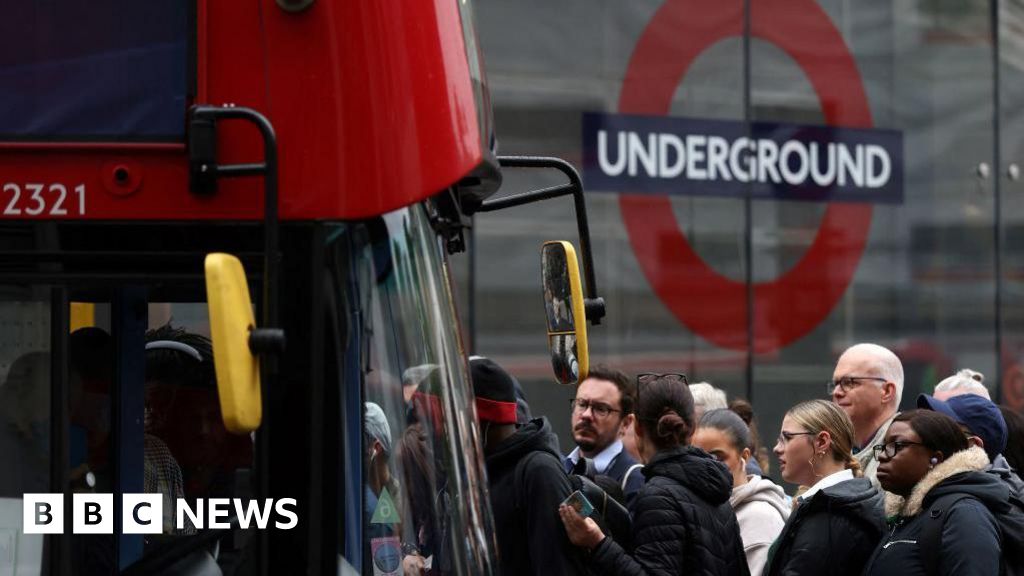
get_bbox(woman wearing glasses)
[763,400,884,576]
[863,410,1004,576]
[558,373,749,576]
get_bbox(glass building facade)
[463,0,1024,466]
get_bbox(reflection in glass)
[542,244,575,334]
[550,334,579,385]
[329,205,496,575]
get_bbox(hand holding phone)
[560,490,595,518]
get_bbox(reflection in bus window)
[328,205,497,575]
[0,297,50,576]
[0,351,49,496]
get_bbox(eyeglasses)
[569,398,620,419]
[636,373,688,421]
[872,440,925,459]
[826,376,887,395]
[776,431,815,446]
[637,373,688,386]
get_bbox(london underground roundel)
[618,0,874,354]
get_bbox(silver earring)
[929,457,938,469]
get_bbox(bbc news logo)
[23,494,298,534]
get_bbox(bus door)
[0,230,262,576]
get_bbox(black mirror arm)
[477,156,606,325]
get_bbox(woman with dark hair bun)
[864,409,1010,576]
[559,373,749,576]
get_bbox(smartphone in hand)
[560,490,595,518]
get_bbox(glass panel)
[335,205,495,575]
[0,289,50,576]
[0,1,189,141]
[473,0,750,445]
[140,307,254,565]
[1000,0,1024,411]
[750,0,997,482]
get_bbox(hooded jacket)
[864,446,1006,576]
[485,417,583,576]
[763,475,884,576]
[989,453,1024,499]
[730,475,789,576]
[588,446,749,576]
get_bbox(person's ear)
[968,435,985,450]
[741,447,752,463]
[815,431,832,455]
[621,413,636,431]
[880,381,896,404]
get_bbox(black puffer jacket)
[485,417,583,576]
[763,475,884,576]
[864,447,1006,576]
[588,446,749,576]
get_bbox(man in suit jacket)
[564,365,644,506]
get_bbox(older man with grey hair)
[933,368,990,401]
[690,381,728,422]
[829,343,904,484]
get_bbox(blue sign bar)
[582,112,903,204]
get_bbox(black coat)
[864,447,1006,576]
[763,475,884,576]
[588,446,750,576]
[485,417,583,576]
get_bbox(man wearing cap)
[918,392,1024,497]
[364,402,400,539]
[470,356,583,576]
[830,343,904,485]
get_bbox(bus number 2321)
[3,183,86,217]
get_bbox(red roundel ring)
[618,0,874,353]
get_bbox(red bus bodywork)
[0,0,484,221]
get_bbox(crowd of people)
[467,343,1024,575]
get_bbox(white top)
[800,469,855,501]
[565,439,624,474]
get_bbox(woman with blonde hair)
[763,399,885,576]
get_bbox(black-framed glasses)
[826,376,887,395]
[569,398,620,419]
[637,373,689,386]
[776,431,815,445]
[872,440,925,459]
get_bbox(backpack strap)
[621,463,644,493]
[919,493,975,576]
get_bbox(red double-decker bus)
[0,1,600,574]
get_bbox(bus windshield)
[326,204,496,575]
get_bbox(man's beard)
[573,420,602,450]
[575,437,597,452]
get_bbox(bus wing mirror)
[541,241,590,385]
[205,253,262,433]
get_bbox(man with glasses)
[829,343,904,485]
[564,365,644,506]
